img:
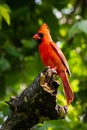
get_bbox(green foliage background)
[0,0,87,129]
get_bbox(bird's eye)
[38,33,44,38]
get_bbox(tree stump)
[1,67,67,130]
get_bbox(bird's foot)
[40,67,60,95]
[55,105,68,119]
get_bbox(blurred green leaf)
[0,56,11,71]
[78,20,87,34]
[68,20,87,38]
[31,120,69,130]
[4,45,21,57]
[0,3,11,25]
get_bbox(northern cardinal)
[33,23,74,105]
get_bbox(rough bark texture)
[1,67,67,130]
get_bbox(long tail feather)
[60,72,74,105]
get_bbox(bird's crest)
[38,23,50,35]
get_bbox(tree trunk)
[1,67,67,130]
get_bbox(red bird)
[33,23,74,105]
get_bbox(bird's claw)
[55,105,68,119]
[40,67,60,95]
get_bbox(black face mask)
[37,33,44,44]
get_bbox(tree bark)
[1,67,67,130]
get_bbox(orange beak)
[33,33,40,40]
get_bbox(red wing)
[50,42,71,76]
